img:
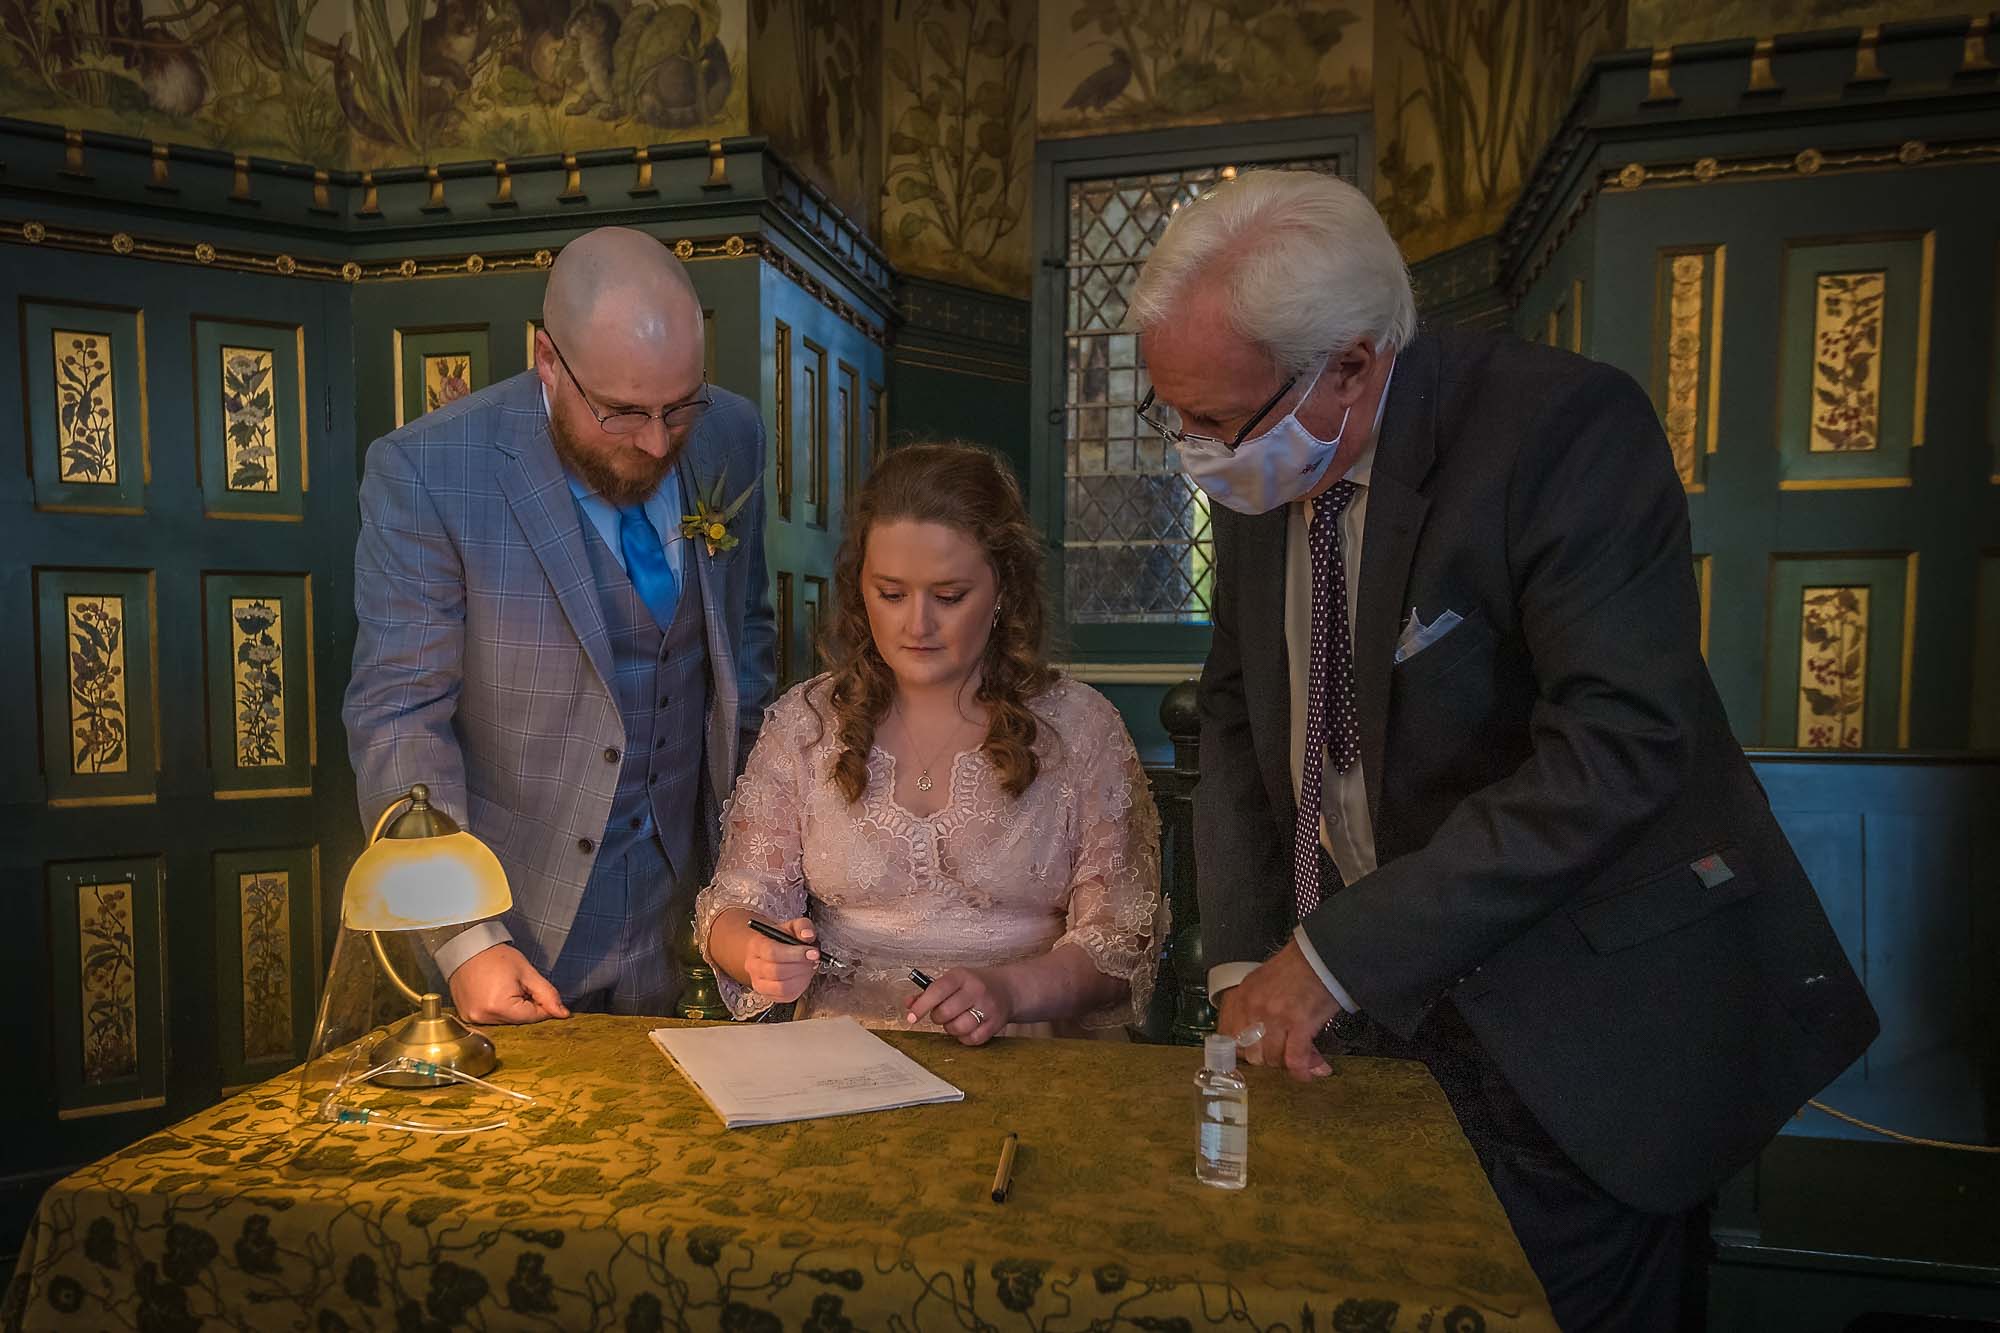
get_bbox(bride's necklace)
[892,704,974,793]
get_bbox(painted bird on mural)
[1064,46,1133,114]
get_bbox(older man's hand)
[1215,939,1340,1080]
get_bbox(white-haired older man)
[1132,170,1876,1330]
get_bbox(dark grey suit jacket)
[1194,328,1878,1213]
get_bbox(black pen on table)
[991,1132,1018,1203]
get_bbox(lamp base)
[367,992,497,1087]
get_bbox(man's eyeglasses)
[1136,371,1299,451]
[546,333,712,436]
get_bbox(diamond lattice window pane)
[1063,156,1341,624]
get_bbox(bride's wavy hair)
[812,440,1057,804]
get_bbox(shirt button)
[655,737,666,749]
[648,772,658,785]
[603,747,620,763]
[658,695,670,708]
[629,816,643,830]
[577,837,594,854]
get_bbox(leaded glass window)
[1062,157,1342,625]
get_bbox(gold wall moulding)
[1602,138,2000,194]
[1,218,886,347]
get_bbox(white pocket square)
[1395,607,1465,663]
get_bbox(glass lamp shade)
[342,829,511,931]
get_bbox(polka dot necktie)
[1292,479,1363,923]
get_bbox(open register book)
[650,1016,965,1128]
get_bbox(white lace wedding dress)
[695,674,1166,1037]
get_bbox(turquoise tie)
[617,504,679,631]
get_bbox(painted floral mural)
[424,354,473,413]
[230,598,287,768]
[222,347,279,491]
[1037,0,1370,139]
[1374,0,1622,262]
[748,0,883,237]
[884,0,1034,294]
[1797,586,1869,749]
[239,872,295,1063]
[79,881,139,1085]
[55,331,118,485]
[66,595,129,775]
[0,0,746,172]
[1809,271,1885,453]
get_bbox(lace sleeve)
[1053,699,1168,1029]
[695,689,814,1019]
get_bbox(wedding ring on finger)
[968,1007,987,1025]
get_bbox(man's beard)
[549,410,677,508]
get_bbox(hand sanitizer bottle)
[1195,1031,1249,1189]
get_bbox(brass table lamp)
[343,784,513,1088]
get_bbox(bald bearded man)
[344,226,776,1022]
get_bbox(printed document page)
[650,1017,964,1127]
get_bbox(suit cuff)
[1292,924,1358,1013]
[1207,960,1260,1000]
[431,920,512,979]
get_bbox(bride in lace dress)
[697,443,1165,1042]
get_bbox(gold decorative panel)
[1797,586,1870,749]
[65,594,129,775]
[53,330,118,484]
[422,354,473,415]
[78,880,139,1085]
[1809,272,1887,453]
[774,321,793,520]
[229,598,287,767]
[238,871,295,1063]
[221,346,279,492]
[1654,248,1727,487]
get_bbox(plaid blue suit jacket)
[342,370,777,967]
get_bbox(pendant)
[916,770,933,792]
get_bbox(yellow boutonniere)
[681,468,756,557]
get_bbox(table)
[4,1017,1554,1331]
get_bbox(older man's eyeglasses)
[546,333,712,436]
[1136,372,1299,451]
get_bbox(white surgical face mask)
[1177,358,1350,515]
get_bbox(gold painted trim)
[48,794,157,808]
[1569,278,1584,353]
[304,575,318,768]
[135,308,151,485]
[802,336,828,526]
[1852,25,1888,84]
[1645,47,1677,103]
[1603,139,2000,195]
[1778,477,1914,490]
[296,325,310,488]
[58,1095,166,1121]
[1695,557,1713,660]
[147,571,160,771]
[2,217,889,349]
[1057,662,1205,685]
[214,786,314,800]
[1898,552,1918,747]
[1708,247,1726,455]
[1748,36,1781,93]
[774,321,792,520]
[1966,16,1994,72]
[206,510,304,523]
[891,350,1029,385]
[392,328,405,429]
[1914,231,1933,446]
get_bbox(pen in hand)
[745,917,851,976]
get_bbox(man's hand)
[1215,939,1339,1080]
[447,943,571,1024]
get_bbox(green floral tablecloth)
[4,1016,1553,1331]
